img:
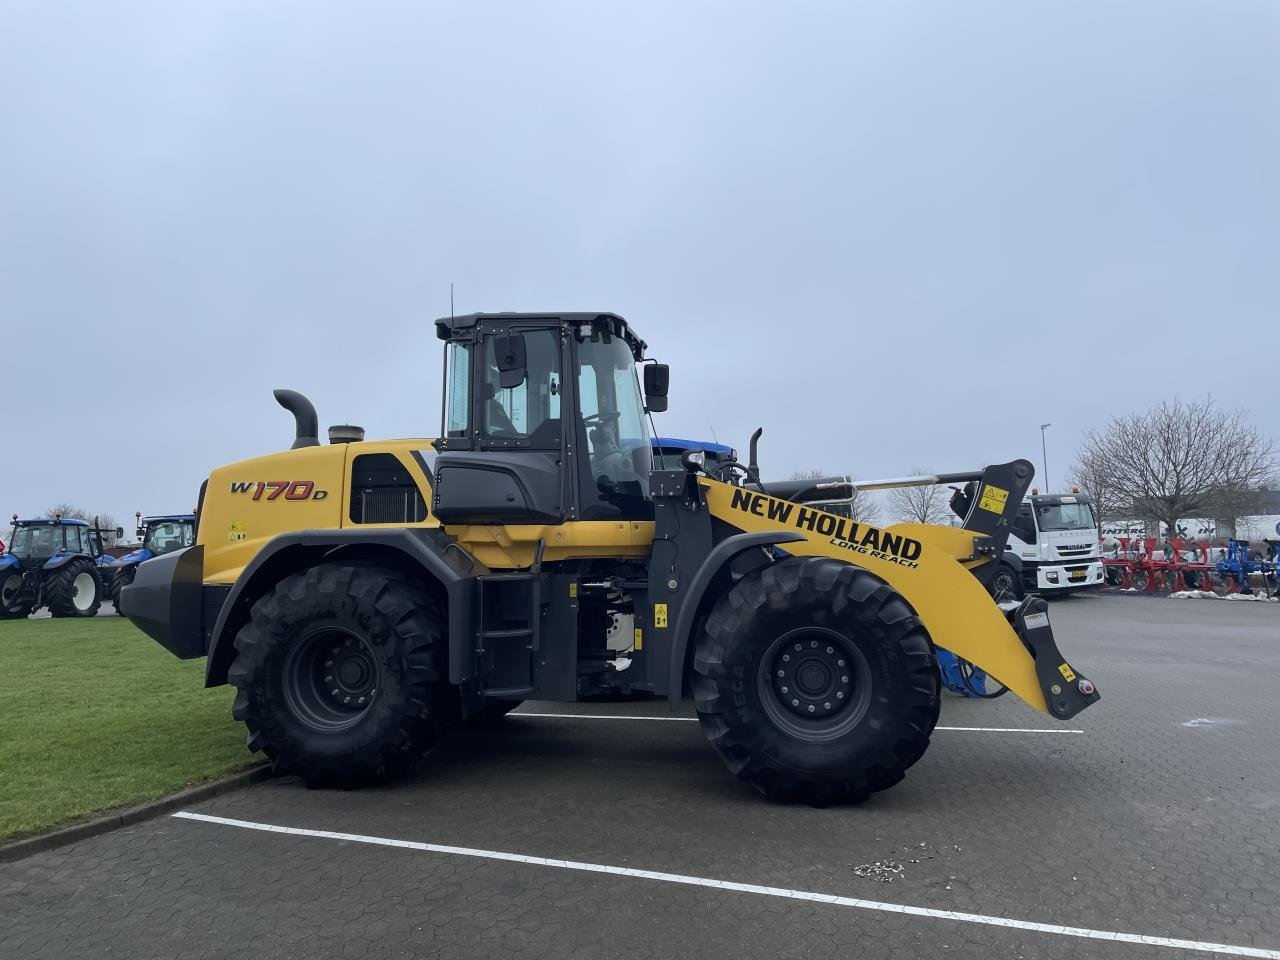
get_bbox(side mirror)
[643,363,669,413]
[115,527,125,539]
[494,334,527,389]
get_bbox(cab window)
[444,343,472,437]
[481,330,561,449]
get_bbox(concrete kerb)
[0,764,274,864]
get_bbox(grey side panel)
[665,530,806,708]
[120,546,206,660]
[204,529,477,688]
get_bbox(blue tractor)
[0,515,124,619]
[109,513,196,614]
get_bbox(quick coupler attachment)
[1009,596,1101,720]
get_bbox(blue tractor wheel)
[46,559,102,618]
[0,567,30,619]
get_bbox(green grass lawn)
[0,616,259,841]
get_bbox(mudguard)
[116,548,153,567]
[667,530,806,707]
[43,553,76,572]
[202,528,478,688]
[0,554,18,571]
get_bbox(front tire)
[227,564,447,787]
[46,559,102,618]
[692,557,940,804]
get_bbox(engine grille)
[355,489,426,524]
[1056,545,1095,557]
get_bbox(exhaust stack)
[273,389,320,449]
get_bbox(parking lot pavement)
[3,593,1278,959]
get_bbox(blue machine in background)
[650,436,737,470]
[936,649,989,697]
[1,515,124,618]
[1213,539,1279,595]
[109,514,197,614]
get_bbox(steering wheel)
[584,411,621,427]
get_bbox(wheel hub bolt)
[792,699,800,707]
[807,705,815,713]
[777,669,785,678]
[837,691,844,700]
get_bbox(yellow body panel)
[199,440,438,585]
[701,478,1050,714]
[447,520,654,569]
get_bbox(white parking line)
[510,712,1084,733]
[172,811,1277,959]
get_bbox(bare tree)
[788,469,880,523]
[44,503,120,543]
[886,467,949,524]
[1069,455,1124,527]
[1071,398,1275,536]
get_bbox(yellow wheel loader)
[122,311,1098,802]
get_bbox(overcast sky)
[2,0,1277,532]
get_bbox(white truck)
[990,491,1104,598]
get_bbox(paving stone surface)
[3,594,1277,959]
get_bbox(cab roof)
[434,311,647,359]
[12,517,90,526]
[142,514,196,523]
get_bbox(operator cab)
[433,312,669,523]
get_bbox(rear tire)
[692,557,940,804]
[46,559,102,618]
[110,566,135,615]
[0,568,31,619]
[227,564,447,788]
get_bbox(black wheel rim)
[756,627,872,742]
[993,570,1015,596]
[281,627,379,733]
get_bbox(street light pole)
[1039,423,1052,491]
